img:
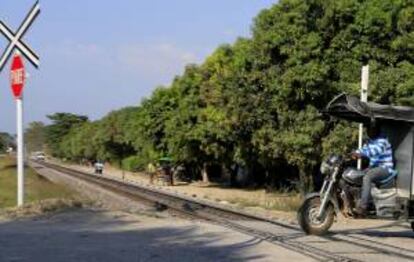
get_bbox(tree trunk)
[265,171,271,193]
[202,163,209,184]
[299,167,313,195]
[230,165,237,187]
[119,159,125,180]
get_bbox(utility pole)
[16,94,24,205]
[358,65,369,170]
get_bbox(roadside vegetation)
[184,186,302,212]
[0,132,14,153]
[25,0,414,194]
[0,156,74,208]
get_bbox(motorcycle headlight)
[320,162,331,175]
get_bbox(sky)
[0,0,276,134]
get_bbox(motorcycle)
[297,155,398,235]
[297,93,414,235]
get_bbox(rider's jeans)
[361,167,390,209]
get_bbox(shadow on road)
[323,221,414,261]
[0,209,267,262]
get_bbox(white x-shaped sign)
[0,1,40,71]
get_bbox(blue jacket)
[356,136,395,174]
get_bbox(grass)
[0,156,75,208]
[227,192,302,212]
[173,182,302,212]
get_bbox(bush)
[121,156,145,172]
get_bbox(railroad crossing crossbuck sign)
[0,1,40,207]
[0,0,40,72]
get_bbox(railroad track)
[31,161,414,262]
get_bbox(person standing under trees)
[157,157,173,186]
[94,160,104,175]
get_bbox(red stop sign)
[10,53,25,99]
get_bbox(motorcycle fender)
[303,192,340,215]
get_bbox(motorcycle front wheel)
[297,197,335,235]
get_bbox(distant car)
[33,152,46,161]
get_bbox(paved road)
[233,217,414,261]
[0,209,311,262]
[1,209,413,262]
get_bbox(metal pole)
[358,124,364,170]
[358,65,369,170]
[17,97,24,206]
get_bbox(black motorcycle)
[298,93,414,235]
[297,154,399,235]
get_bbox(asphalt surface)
[0,209,311,262]
[233,218,414,261]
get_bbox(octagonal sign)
[10,53,25,99]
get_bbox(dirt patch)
[0,198,85,220]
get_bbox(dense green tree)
[60,121,99,162]
[93,108,137,165]
[0,132,14,153]
[25,122,46,153]
[45,113,88,157]
[40,0,414,191]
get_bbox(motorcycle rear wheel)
[298,196,335,235]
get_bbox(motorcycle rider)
[352,124,395,216]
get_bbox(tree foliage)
[45,113,88,158]
[39,0,414,191]
[25,122,46,153]
[0,132,14,153]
